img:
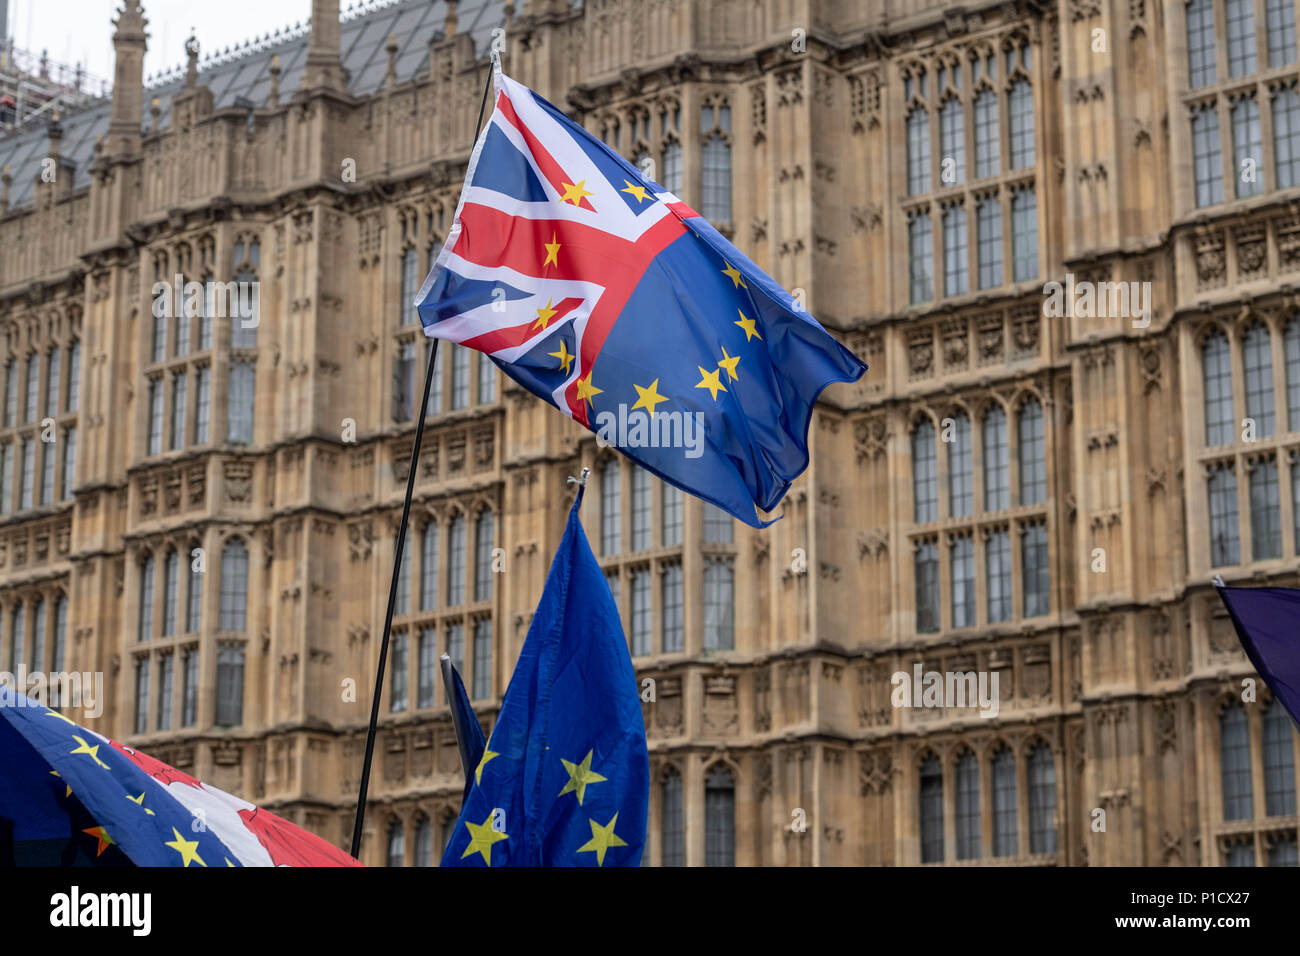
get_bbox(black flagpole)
[349,51,499,861]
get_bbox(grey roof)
[0,0,505,212]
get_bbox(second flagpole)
[349,49,500,861]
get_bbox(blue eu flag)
[440,484,649,866]
[1217,584,1300,728]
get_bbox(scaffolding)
[0,38,109,134]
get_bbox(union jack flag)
[417,68,865,527]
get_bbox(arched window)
[420,522,438,611]
[1187,0,1217,87]
[134,657,150,735]
[1027,741,1057,853]
[1263,697,1297,817]
[162,550,179,636]
[231,270,259,349]
[1243,324,1275,437]
[215,644,245,726]
[414,816,433,867]
[226,360,255,444]
[951,533,975,628]
[447,515,466,606]
[1008,78,1034,169]
[1226,0,1258,77]
[139,553,155,642]
[939,97,964,184]
[186,543,203,633]
[942,205,967,297]
[973,88,999,178]
[30,598,45,672]
[394,541,410,616]
[1276,88,1300,189]
[909,213,933,304]
[1203,331,1235,446]
[919,754,944,862]
[1208,461,1240,567]
[702,559,734,651]
[977,197,1002,290]
[1221,701,1254,821]
[992,747,1018,857]
[661,141,682,194]
[219,539,248,632]
[601,460,621,556]
[661,768,684,866]
[986,527,1012,623]
[948,411,972,517]
[983,405,1009,511]
[1232,97,1263,199]
[1010,187,1037,281]
[954,749,981,860]
[704,765,735,867]
[906,107,930,195]
[475,510,495,601]
[661,484,683,547]
[389,632,407,713]
[450,344,470,410]
[400,247,420,327]
[915,538,940,634]
[66,341,80,412]
[702,501,732,543]
[1018,398,1046,504]
[630,469,651,550]
[472,618,491,700]
[3,359,16,426]
[1192,103,1223,207]
[45,348,60,418]
[913,419,937,523]
[386,821,405,867]
[1285,318,1300,430]
[701,127,731,223]
[52,595,67,672]
[440,816,456,864]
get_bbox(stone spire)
[184,30,199,89]
[107,1,148,154]
[301,0,346,91]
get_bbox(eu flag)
[440,484,648,866]
[1217,584,1300,727]
[416,68,866,528]
[440,655,486,808]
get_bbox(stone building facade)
[0,0,1298,866]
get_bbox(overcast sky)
[6,0,323,86]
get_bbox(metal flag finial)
[567,467,590,488]
[1213,574,1226,588]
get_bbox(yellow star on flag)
[475,748,499,786]
[695,365,727,401]
[558,750,608,805]
[50,770,71,797]
[44,709,76,725]
[560,180,594,206]
[533,298,560,331]
[461,812,509,866]
[717,346,741,382]
[631,379,668,414]
[164,827,206,867]
[735,310,761,342]
[549,339,575,375]
[576,372,603,406]
[543,232,561,268]
[70,735,110,770]
[83,826,114,857]
[721,261,747,289]
[576,813,628,867]
[620,180,650,204]
[127,792,156,816]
